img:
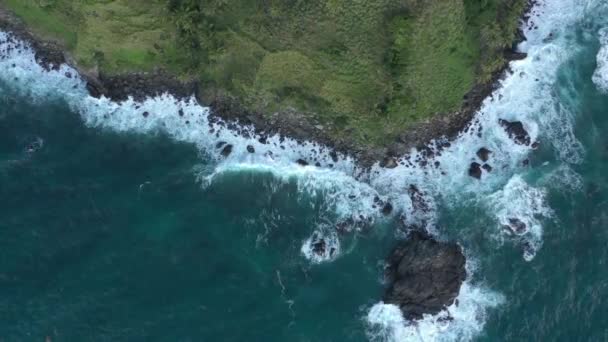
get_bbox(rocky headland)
[0,1,537,321]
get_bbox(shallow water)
[1,0,608,340]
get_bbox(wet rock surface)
[506,217,527,234]
[499,119,532,146]
[469,162,482,179]
[477,147,492,162]
[384,230,467,320]
[220,144,233,157]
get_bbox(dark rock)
[482,164,493,172]
[507,218,527,234]
[531,141,540,149]
[178,109,184,117]
[220,144,233,157]
[296,159,308,166]
[408,185,429,213]
[381,157,398,169]
[246,145,255,153]
[499,119,531,145]
[312,237,326,256]
[216,141,226,149]
[468,162,482,179]
[476,147,492,162]
[142,111,149,118]
[384,230,466,320]
[523,159,530,166]
[381,202,393,215]
[504,50,527,60]
[329,150,339,163]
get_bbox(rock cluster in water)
[499,119,532,146]
[383,230,466,320]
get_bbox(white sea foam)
[539,163,584,194]
[593,27,608,93]
[487,175,553,261]
[200,162,385,225]
[366,281,504,342]
[0,0,602,339]
[301,227,341,263]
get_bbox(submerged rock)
[311,238,326,256]
[381,202,393,215]
[220,144,233,157]
[476,147,492,162]
[373,196,394,216]
[384,231,466,320]
[499,119,531,146]
[482,163,493,172]
[246,145,255,153]
[408,184,430,213]
[468,162,482,179]
[506,217,527,234]
[296,159,309,166]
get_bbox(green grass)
[4,0,188,74]
[2,0,528,147]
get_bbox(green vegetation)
[2,0,527,146]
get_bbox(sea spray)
[366,256,505,342]
[593,27,608,93]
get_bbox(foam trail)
[593,27,608,93]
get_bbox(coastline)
[0,2,533,168]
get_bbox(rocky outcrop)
[468,162,482,179]
[88,72,199,102]
[384,230,466,320]
[499,119,531,146]
[477,147,492,162]
[220,144,233,157]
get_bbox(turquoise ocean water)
[2,0,608,340]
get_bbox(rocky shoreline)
[0,3,539,320]
[0,3,535,168]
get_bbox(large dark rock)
[499,119,531,146]
[468,162,482,179]
[384,231,466,320]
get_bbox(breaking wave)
[366,259,504,342]
[593,27,608,93]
